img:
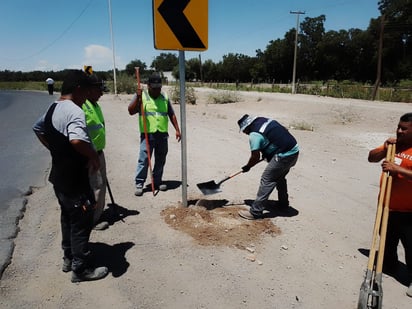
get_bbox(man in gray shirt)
[33,70,108,283]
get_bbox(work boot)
[71,266,109,283]
[407,282,412,297]
[62,257,72,273]
[134,183,144,196]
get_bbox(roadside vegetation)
[0,1,410,103]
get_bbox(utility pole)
[199,53,203,83]
[290,10,305,94]
[372,14,385,101]
[108,0,117,95]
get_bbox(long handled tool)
[197,170,243,195]
[358,143,396,309]
[106,176,116,205]
[135,67,155,195]
[197,160,263,195]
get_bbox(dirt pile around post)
[161,199,281,249]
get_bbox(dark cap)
[148,73,162,88]
[89,74,109,92]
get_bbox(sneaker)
[158,184,167,191]
[134,183,144,196]
[71,266,109,283]
[238,210,262,220]
[62,257,72,273]
[93,221,109,231]
[406,282,412,297]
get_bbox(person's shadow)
[101,203,140,226]
[90,242,135,278]
[244,199,299,218]
[358,248,410,286]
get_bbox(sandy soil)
[0,88,411,309]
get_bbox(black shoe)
[71,266,109,283]
[62,257,72,273]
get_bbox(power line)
[4,0,95,61]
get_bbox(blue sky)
[0,0,380,72]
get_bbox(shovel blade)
[196,180,222,195]
[358,270,383,309]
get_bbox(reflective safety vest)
[139,91,169,133]
[82,100,106,151]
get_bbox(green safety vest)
[139,91,169,133]
[82,100,106,151]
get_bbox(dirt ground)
[0,88,411,308]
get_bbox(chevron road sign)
[153,0,208,51]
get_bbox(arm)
[382,161,412,180]
[368,138,396,162]
[128,91,142,115]
[170,113,181,142]
[70,139,100,172]
[242,150,261,172]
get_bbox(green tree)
[151,52,178,72]
[299,15,326,80]
[378,0,412,81]
[124,59,147,76]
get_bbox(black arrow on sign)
[158,0,205,49]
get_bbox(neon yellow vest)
[139,91,169,133]
[82,100,106,151]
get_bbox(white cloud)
[83,44,122,71]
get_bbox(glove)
[241,165,250,173]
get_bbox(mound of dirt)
[161,201,281,249]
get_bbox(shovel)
[197,170,243,195]
[358,143,395,309]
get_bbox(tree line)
[0,1,410,86]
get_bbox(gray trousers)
[88,151,107,225]
[250,152,299,216]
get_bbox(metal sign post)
[153,0,208,206]
[179,51,187,207]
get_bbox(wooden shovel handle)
[366,143,395,271]
[375,143,396,273]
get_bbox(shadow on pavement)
[103,203,140,225]
[244,199,299,218]
[90,241,135,278]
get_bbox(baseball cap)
[148,73,162,88]
[89,74,109,92]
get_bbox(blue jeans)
[250,152,299,216]
[54,188,94,273]
[135,132,168,186]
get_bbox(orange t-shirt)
[376,145,412,211]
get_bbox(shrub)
[169,84,197,104]
[207,91,240,104]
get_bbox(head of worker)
[88,74,107,104]
[61,69,93,107]
[238,114,257,135]
[397,112,412,148]
[147,73,162,99]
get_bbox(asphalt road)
[0,90,55,278]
